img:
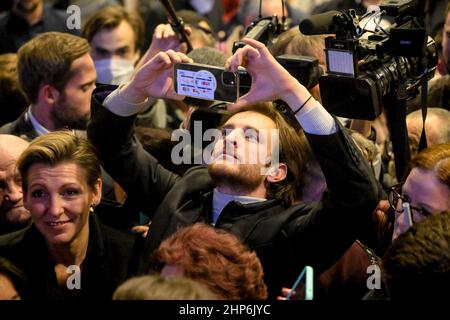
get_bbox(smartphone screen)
[174,62,239,103]
[286,266,314,300]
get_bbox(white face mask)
[94,58,135,85]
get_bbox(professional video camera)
[234,5,323,92]
[300,0,437,120]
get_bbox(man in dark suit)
[88,39,380,298]
[0,31,95,139]
[0,32,118,203]
[0,0,80,54]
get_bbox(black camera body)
[233,14,323,94]
[311,0,437,120]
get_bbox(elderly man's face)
[0,145,30,226]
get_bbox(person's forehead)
[66,54,96,82]
[224,111,276,129]
[91,20,136,48]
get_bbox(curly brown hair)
[154,223,268,300]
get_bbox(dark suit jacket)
[0,213,140,300]
[88,88,380,298]
[0,108,118,204]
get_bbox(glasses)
[388,182,431,224]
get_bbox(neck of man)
[13,1,44,26]
[216,183,267,199]
[30,104,58,132]
[48,221,90,267]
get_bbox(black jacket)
[0,213,139,300]
[88,88,380,298]
[0,4,79,54]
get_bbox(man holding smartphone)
[87,39,379,298]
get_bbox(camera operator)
[87,38,379,298]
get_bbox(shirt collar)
[211,188,266,225]
[28,108,50,136]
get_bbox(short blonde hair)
[17,131,101,192]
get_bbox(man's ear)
[40,84,60,105]
[266,163,288,183]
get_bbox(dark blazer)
[88,88,380,298]
[0,108,118,204]
[0,108,38,141]
[0,213,140,300]
[0,4,80,54]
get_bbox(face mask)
[94,58,135,85]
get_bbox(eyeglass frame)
[388,182,431,224]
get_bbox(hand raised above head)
[136,24,191,70]
[121,50,193,104]
[225,38,309,110]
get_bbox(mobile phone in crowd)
[174,62,239,103]
[286,265,314,300]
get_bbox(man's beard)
[51,95,89,130]
[208,162,265,195]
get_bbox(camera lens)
[222,71,236,86]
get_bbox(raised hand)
[136,24,191,70]
[121,50,193,103]
[225,38,310,110]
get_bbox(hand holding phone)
[286,266,314,300]
[174,62,239,103]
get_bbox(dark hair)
[113,275,218,300]
[17,131,101,192]
[0,53,28,125]
[17,32,90,104]
[82,5,144,54]
[270,27,327,65]
[154,223,268,300]
[382,211,450,299]
[224,103,310,205]
[177,9,213,33]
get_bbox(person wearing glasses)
[383,143,450,243]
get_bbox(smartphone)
[286,265,314,300]
[174,62,239,103]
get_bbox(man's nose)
[5,182,22,203]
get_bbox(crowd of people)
[0,0,449,301]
